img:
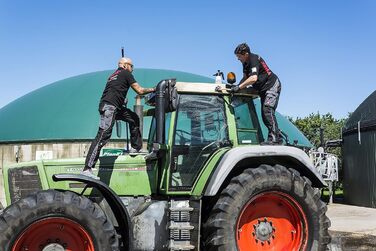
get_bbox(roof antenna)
[120,46,130,153]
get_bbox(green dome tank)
[0,69,311,148]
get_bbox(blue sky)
[0,0,375,118]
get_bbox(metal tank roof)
[344,90,376,134]
[0,69,311,147]
[342,90,376,208]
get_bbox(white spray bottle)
[214,70,224,84]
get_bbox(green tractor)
[0,78,330,250]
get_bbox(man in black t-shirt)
[232,43,282,145]
[82,58,155,178]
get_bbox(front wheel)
[0,189,119,251]
[203,164,331,251]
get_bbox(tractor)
[0,76,330,250]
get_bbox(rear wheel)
[203,164,331,251]
[0,189,119,251]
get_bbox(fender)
[204,146,326,196]
[53,174,133,251]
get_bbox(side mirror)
[227,72,236,85]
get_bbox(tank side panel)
[343,131,376,208]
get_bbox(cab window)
[170,94,228,189]
[232,96,263,144]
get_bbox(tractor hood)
[3,154,157,205]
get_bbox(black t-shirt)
[99,67,136,108]
[242,53,277,94]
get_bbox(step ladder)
[168,199,201,250]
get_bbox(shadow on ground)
[330,231,376,250]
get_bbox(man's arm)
[238,55,259,90]
[130,82,155,95]
[239,74,247,84]
[239,75,258,89]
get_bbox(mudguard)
[53,174,133,251]
[204,146,326,196]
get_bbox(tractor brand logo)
[65,167,147,172]
[66,167,82,172]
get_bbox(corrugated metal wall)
[343,130,376,208]
[342,90,376,208]
[0,141,130,207]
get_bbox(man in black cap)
[233,43,282,145]
[82,57,155,179]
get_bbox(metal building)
[342,90,376,208]
[0,69,312,206]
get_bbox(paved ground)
[327,203,376,250]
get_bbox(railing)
[310,149,339,203]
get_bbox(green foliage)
[288,112,347,157]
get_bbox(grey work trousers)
[84,103,142,169]
[260,78,282,142]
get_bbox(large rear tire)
[0,189,119,251]
[203,164,331,251]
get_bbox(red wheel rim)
[236,191,308,251]
[12,217,95,251]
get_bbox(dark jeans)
[260,78,282,142]
[84,103,142,169]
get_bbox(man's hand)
[230,85,240,93]
[215,86,222,92]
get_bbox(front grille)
[8,166,42,203]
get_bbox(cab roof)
[176,82,258,98]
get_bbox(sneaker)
[80,169,100,180]
[128,148,141,156]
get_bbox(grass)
[321,187,344,203]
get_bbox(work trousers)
[85,103,142,169]
[260,78,282,142]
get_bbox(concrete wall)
[0,141,130,207]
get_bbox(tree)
[288,112,347,157]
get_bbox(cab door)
[169,94,229,190]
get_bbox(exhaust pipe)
[155,80,168,144]
[134,95,144,140]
